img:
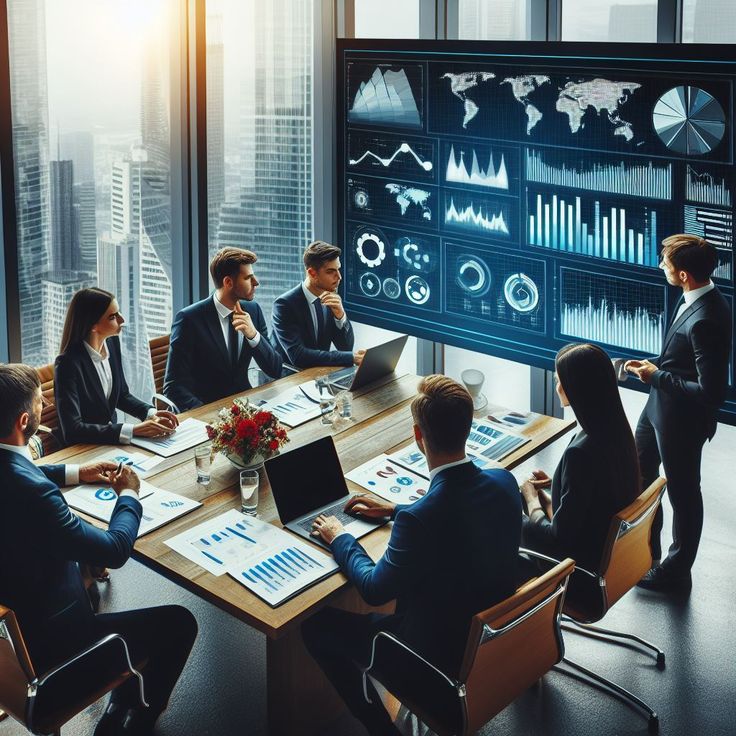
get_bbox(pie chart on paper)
[653,86,725,156]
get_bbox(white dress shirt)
[213,293,261,353]
[673,280,715,323]
[301,282,347,340]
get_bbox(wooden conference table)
[40,368,575,735]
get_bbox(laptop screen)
[266,436,349,524]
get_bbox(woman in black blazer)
[520,343,640,573]
[54,288,178,446]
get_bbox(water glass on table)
[240,470,259,515]
[194,443,212,485]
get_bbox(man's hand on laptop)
[344,495,395,519]
[311,514,344,544]
[353,349,366,366]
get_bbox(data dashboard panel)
[336,40,736,424]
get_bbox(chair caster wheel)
[648,714,659,733]
[656,652,665,670]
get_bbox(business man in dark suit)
[164,247,283,411]
[304,376,521,735]
[0,364,197,735]
[625,235,731,593]
[272,240,365,369]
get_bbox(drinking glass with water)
[240,470,259,515]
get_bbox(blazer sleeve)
[330,509,428,606]
[650,317,730,409]
[39,464,66,487]
[272,296,354,368]
[111,340,153,420]
[523,446,591,560]
[330,314,355,352]
[164,309,204,411]
[249,302,283,379]
[30,476,142,569]
[54,354,125,445]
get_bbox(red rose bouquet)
[206,398,289,465]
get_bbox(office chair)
[0,604,147,736]
[362,558,575,736]
[524,476,667,733]
[148,334,179,413]
[28,364,63,460]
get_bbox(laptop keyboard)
[297,499,355,532]
[326,366,356,388]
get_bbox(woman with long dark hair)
[54,287,178,445]
[520,343,640,572]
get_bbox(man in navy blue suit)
[304,375,521,736]
[0,364,197,735]
[272,241,365,368]
[164,247,282,411]
[625,235,732,593]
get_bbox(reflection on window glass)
[459,0,530,40]
[561,0,657,42]
[355,0,420,38]
[682,0,736,43]
[7,0,174,401]
[206,0,313,324]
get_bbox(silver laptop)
[266,436,387,550]
[326,334,408,391]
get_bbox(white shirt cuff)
[146,407,157,418]
[335,314,347,329]
[119,489,140,500]
[119,423,135,444]
[65,465,80,486]
[246,332,261,348]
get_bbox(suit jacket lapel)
[204,300,231,367]
[660,293,710,355]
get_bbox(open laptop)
[326,334,408,391]
[266,436,388,550]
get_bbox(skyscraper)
[217,0,313,322]
[207,6,225,249]
[692,0,736,42]
[74,181,97,272]
[41,269,96,358]
[458,0,526,40]
[49,159,78,271]
[7,0,50,365]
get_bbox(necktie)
[313,299,325,345]
[228,314,239,370]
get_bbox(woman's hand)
[153,410,179,429]
[133,419,176,438]
[527,469,552,490]
[520,480,539,508]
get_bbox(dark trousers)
[635,408,707,575]
[302,608,401,736]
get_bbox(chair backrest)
[34,364,62,457]
[598,477,666,610]
[458,558,575,734]
[0,606,37,726]
[149,334,171,396]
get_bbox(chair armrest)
[152,393,179,414]
[363,631,465,735]
[520,547,597,580]
[29,634,148,732]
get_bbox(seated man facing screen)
[304,375,521,736]
[164,247,283,411]
[0,364,197,736]
[272,240,365,369]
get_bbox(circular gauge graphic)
[382,277,401,299]
[456,256,491,298]
[653,86,725,155]
[355,231,386,268]
[503,273,539,313]
[396,236,431,272]
[353,188,370,209]
[405,275,430,305]
[359,272,381,297]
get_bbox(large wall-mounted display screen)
[336,40,736,423]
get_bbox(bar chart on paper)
[527,190,659,267]
[559,269,665,354]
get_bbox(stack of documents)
[256,380,323,428]
[165,509,339,607]
[131,417,209,457]
[64,481,201,537]
[466,418,529,462]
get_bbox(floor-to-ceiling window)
[458,0,530,40]
[6,0,176,401]
[561,0,658,41]
[682,0,736,42]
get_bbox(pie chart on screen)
[653,86,725,155]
